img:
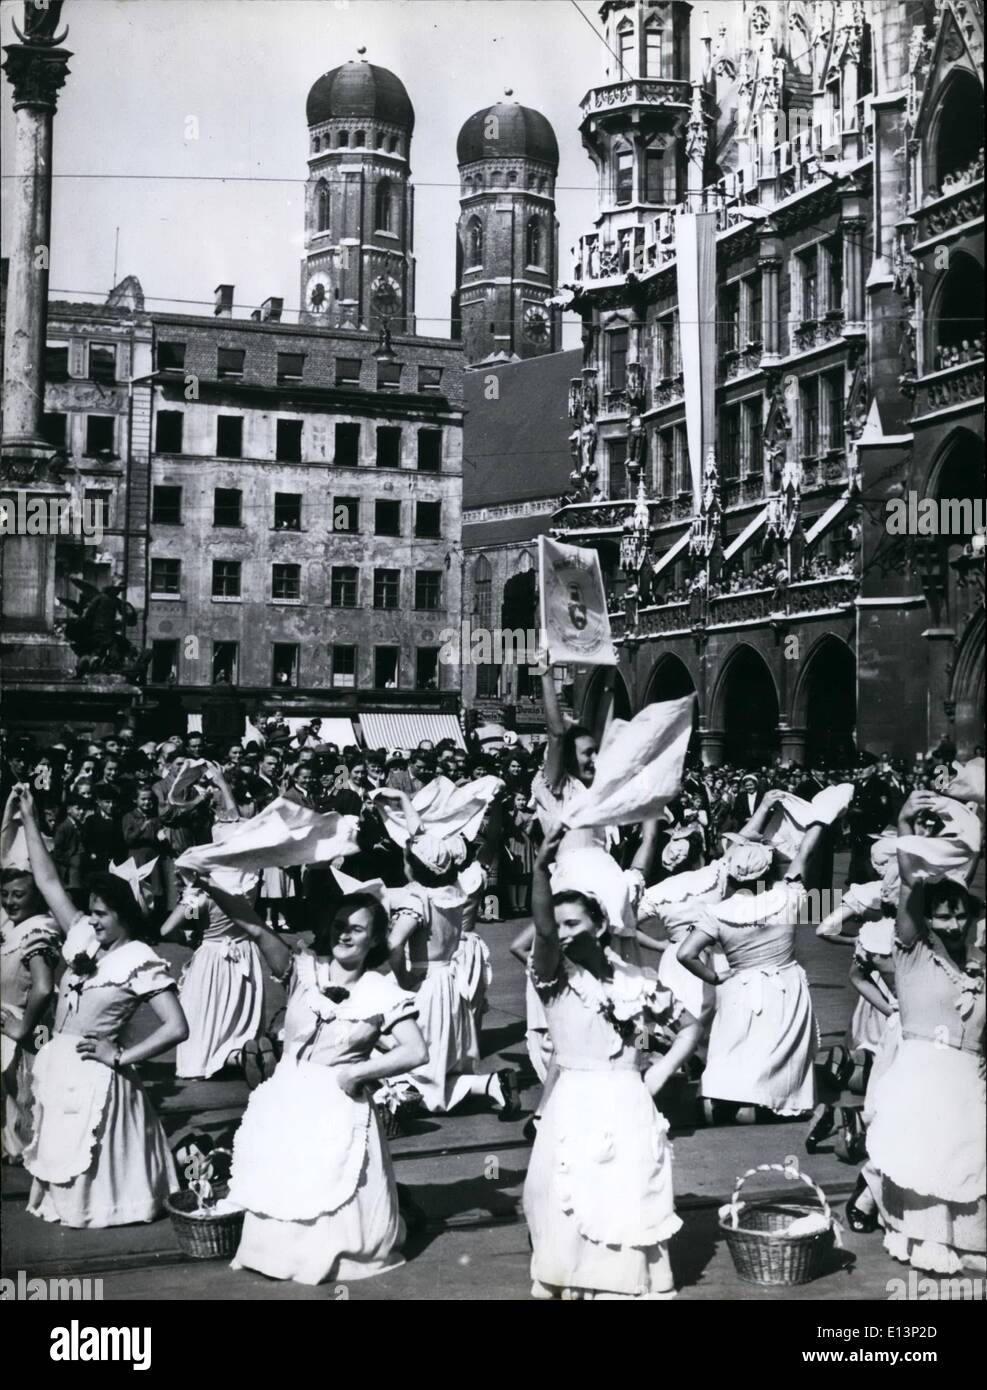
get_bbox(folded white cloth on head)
[561,696,694,831]
[896,792,982,887]
[371,775,503,848]
[550,847,635,936]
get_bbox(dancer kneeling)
[228,892,426,1285]
[523,826,702,1300]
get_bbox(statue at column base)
[0,439,67,489]
[58,580,148,684]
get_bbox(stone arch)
[950,606,985,760]
[790,633,856,768]
[926,69,983,192]
[928,251,984,367]
[711,643,780,766]
[580,665,632,731]
[642,651,697,705]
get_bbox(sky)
[1,0,740,345]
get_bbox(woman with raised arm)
[1,853,60,1162]
[677,820,823,1121]
[14,786,188,1227]
[522,825,703,1300]
[227,892,427,1285]
[532,667,617,855]
[853,791,985,1273]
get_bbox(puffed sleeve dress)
[24,919,179,1227]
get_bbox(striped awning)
[651,528,692,578]
[359,712,466,753]
[723,505,769,562]
[804,496,850,546]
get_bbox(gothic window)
[316,180,331,232]
[526,218,543,267]
[644,22,662,77]
[615,145,634,205]
[473,555,493,628]
[617,19,635,75]
[607,327,629,391]
[931,73,982,193]
[930,252,985,369]
[467,216,483,267]
[374,179,393,232]
[644,147,665,203]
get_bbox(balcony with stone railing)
[717,343,764,382]
[552,495,694,535]
[653,372,684,407]
[708,587,778,626]
[580,78,701,120]
[785,575,858,615]
[799,451,849,491]
[910,357,985,418]
[790,313,846,354]
[722,474,768,509]
[911,176,984,246]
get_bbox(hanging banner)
[538,534,617,668]
[675,211,718,509]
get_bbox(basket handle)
[726,1162,834,1232]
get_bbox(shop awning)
[359,712,466,752]
[723,505,769,562]
[651,528,692,578]
[804,495,851,546]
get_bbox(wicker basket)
[720,1162,837,1286]
[165,1148,244,1261]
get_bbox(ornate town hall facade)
[552,0,983,763]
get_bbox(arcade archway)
[793,635,857,769]
[714,644,780,767]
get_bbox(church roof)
[463,348,581,510]
[457,102,559,166]
[307,62,415,131]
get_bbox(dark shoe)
[845,1173,879,1233]
[522,1115,540,1144]
[496,1068,522,1120]
[834,1107,867,1165]
[806,1104,836,1153]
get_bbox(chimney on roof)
[260,296,283,323]
[214,284,234,317]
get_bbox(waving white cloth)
[371,775,503,848]
[176,797,358,878]
[756,784,854,862]
[561,696,694,831]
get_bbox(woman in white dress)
[16,787,188,1227]
[228,892,427,1285]
[161,874,265,1080]
[855,794,985,1273]
[1,867,60,1161]
[677,825,822,1120]
[523,826,703,1300]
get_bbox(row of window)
[313,178,398,235]
[45,342,119,385]
[311,129,403,155]
[465,217,546,271]
[156,342,442,393]
[153,414,443,469]
[604,368,846,498]
[151,486,442,538]
[150,639,439,692]
[150,559,445,610]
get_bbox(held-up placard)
[538,534,617,668]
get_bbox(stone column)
[758,222,782,366]
[699,729,725,767]
[1,36,72,474]
[840,182,868,338]
[779,724,808,764]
